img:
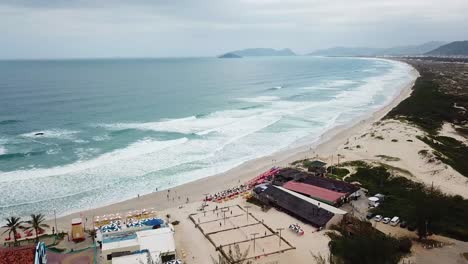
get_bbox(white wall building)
[100,226,176,264]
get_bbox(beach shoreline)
[44,60,419,231]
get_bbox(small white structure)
[101,226,176,264]
[368,197,380,207]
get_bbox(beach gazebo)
[71,218,85,242]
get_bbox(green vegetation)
[86,229,97,243]
[24,214,50,243]
[1,216,24,245]
[327,166,350,179]
[376,163,412,177]
[456,127,468,138]
[47,247,67,253]
[385,63,468,177]
[339,160,370,168]
[375,155,401,162]
[375,136,384,140]
[418,135,468,176]
[326,217,412,264]
[386,72,461,133]
[345,166,468,241]
[212,244,252,264]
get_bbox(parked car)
[390,216,400,226]
[382,217,391,224]
[399,221,408,228]
[374,215,383,222]
[366,212,375,219]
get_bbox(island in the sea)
[218,52,242,58]
[218,48,296,58]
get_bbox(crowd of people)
[204,184,249,202]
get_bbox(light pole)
[54,210,58,236]
[251,233,259,252]
[276,228,284,247]
[221,207,229,225]
[244,205,251,222]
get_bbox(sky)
[1,0,468,59]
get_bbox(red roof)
[0,246,35,264]
[283,181,345,204]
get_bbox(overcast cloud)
[1,0,467,59]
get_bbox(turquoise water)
[0,57,414,220]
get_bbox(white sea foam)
[0,138,188,183]
[92,135,111,141]
[238,95,280,103]
[0,146,6,155]
[20,129,80,140]
[325,80,356,87]
[0,58,417,220]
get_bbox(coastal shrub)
[346,166,468,241]
[340,160,369,168]
[418,135,468,176]
[375,155,401,162]
[327,217,411,264]
[327,166,350,178]
[391,139,398,142]
[375,136,384,140]
[385,72,461,133]
[456,127,468,137]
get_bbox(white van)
[390,216,400,226]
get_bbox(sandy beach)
[4,60,468,263]
[48,61,420,233]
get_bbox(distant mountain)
[382,41,447,56]
[425,41,468,56]
[218,48,296,58]
[308,41,446,56]
[218,52,242,58]
[307,47,381,56]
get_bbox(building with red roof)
[283,181,346,205]
[0,245,35,264]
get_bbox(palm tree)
[2,216,24,245]
[211,244,252,264]
[24,214,49,243]
[86,229,97,243]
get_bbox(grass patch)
[418,135,468,176]
[456,127,468,138]
[340,160,370,168]
[385,63,468,177]
[375,155,401,162]
[386,72,462,134]
[346,166,468,241]
[326,217,412,264]
[327,166,350,179]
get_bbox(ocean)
[0,56,414,220]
